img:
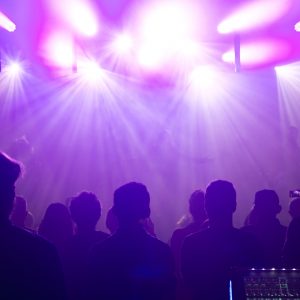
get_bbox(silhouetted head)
[39,203,73,245]
[113,182,150,226]
[253,189,281,220]
[205,180,236,225]
[189,189,206,222]
[0,152,21,221]
[70,191,101,231]
[289,197,300,219]
[106,207,119,234]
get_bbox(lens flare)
[77,59,105,85]
[222,39,291,68]
[45,0,99,37]
[189,66,217,90]
[137,0,198,70]
[67,1,99,37]
[0,11,16,32]
[218,0,292,34]
[41,30,75,68]
[5,62,22,76]
[112,33,133,54]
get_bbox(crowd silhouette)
[1,151,300,300]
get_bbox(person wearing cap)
[242,189,287,267]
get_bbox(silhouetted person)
[106,207,119,234]
[0,152,66,300]
[106,206,156,236]
[242,189,286,267]
[10,196,34,230]
[88,182,176,300]
[282,197,300,267]
[171,190,207,274]
[283,217,300,267]
[289,197,300,219]
[182,180,261,300]
[171,190,208,300]
[38,202,73,257]
[64,192,109,300]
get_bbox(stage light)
[295,21,300,32]
[218,0,292,34]
[6,62,22,75]
[41,30,75,68]
[66,0,99,37]
[137,0,198,70]
[274,65,287,74]
[137,45,163,70]
[0,11,16,32]
[140,2,193,44]
[189,66,216,89]
[78,60,104,84]
[222,39,291,68]
[45,0,99,37]
[179,40,199,58]
[274,62,300,78]
[112,33,133,54]
[3,61,23,77]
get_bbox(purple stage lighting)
[77,59,104,85]
[67,1,99,37]
[218,0,292,34]
[136,0,199,71]
[0,11,16,32]
[189,66,217,90]
[274,61,300,77]
[4,61,23,77]
[41,30,75,68]
[46,0,99,37]
[274,65,288,74]
[112,33,133,54]
[222,39,291,68]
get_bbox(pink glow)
[136,0,199,70]
[179,40,200,59]
[66,1,99,36]
[41,30,74,68]
[78,60,104,82]
[218,0,292,34]
[222,39,291,68]
[112,33,133,54]
[0,11,16,32]
[189,66,217,89]
[5,62,22,76]
[45,0,99,37]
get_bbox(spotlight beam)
[0,11,16,32]
[234,34,241,73]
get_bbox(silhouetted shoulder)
[1,223,58,255]
[182,227,263,278]
[184,227,261,258]
[93,230,110,241]
[0,224,66,300]
[283,217,300,268]
[92,228,172,261]
[88,228,175,300]
[182,227,262,300]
